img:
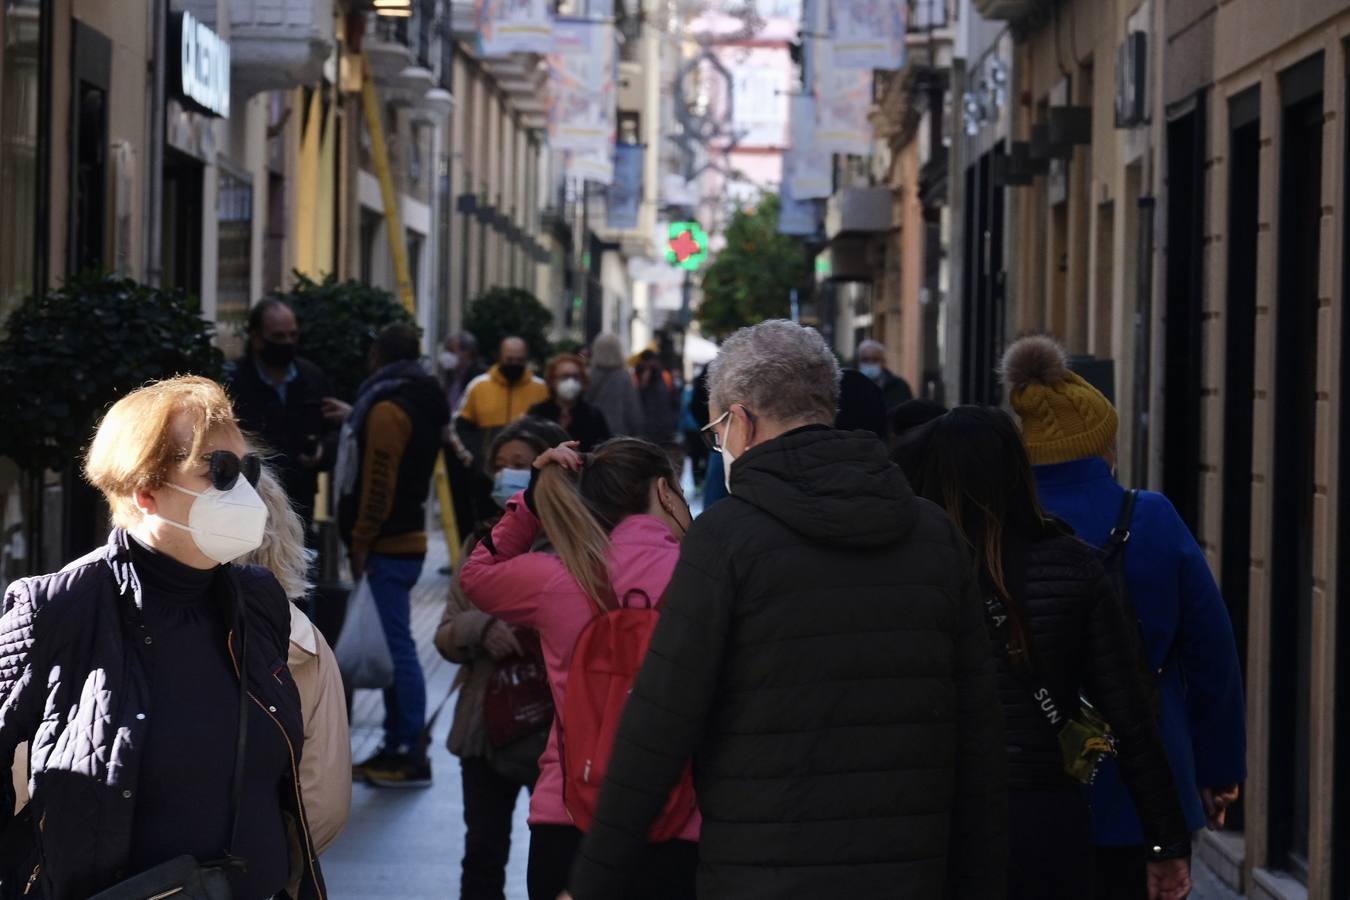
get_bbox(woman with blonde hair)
[0,375,325,899]
[460,437,697,900]
[243,464,352,855]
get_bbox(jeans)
[460,758,530,900]
[367,553,426,751]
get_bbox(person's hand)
[322,397,352,423]
[1146,857,1191,900]
[1201,784,1241,830]
[349,549,368,581]
[534,441,583,472]
[556,894,573,900]
[482,621,524,660]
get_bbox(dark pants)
[460,758,530,900]
[367,553,427,751]
[526,824,697,900]
[1093,845,1156,900]
[1008,789,1094,900]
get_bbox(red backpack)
[560,587,698,841]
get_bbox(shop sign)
[171,10,230,119]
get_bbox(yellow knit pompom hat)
[1000,335,1118,466]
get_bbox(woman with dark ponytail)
[459,437,698,900]
[901,406,1191,900]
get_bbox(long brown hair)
[533,438,679,608]
[906,406,1053,663]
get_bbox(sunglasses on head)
[195,450,263,492]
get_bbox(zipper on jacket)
[227,632,325,900]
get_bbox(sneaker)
[364,752,433,789]
[351,748,397,783]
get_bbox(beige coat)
[287,603,351,854]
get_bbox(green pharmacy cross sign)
[666,221,709,271]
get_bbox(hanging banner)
[829,0,907,71]
[606,142,643,229]
[548,18,616,160]
[786,95,832,200]
[778,180,819,236]
[566,149,614,185]
[476,0,554,57]
[812,38,873,156]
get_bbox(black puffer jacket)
[998,529,1190,848]
[570,426,1006,899]
[0,531,326,900]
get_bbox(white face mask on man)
[148,478,270,564]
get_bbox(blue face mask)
[492,468,532,508]
[859,363,883,381]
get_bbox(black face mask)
[259,339,297,368]
[500,363,526,383]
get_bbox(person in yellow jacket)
[451,336,550,470]
[457,336,550,428]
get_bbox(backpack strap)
[1103,489,1138,564]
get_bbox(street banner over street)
[476,0,554,57]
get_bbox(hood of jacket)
[604,514,681,607]
[730,426,920,550]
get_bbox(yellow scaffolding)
[359,55,463,565]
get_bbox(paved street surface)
[318,505,1237,900]
[321,537,532,900]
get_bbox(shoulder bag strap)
[981,592,1072,734]
[1103,489,1138,563]
[225,572,249,862]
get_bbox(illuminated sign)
[665,221,709,271]
[171,11,231,119]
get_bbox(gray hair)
[590,333,626,370]
[708,320,840,425]
[243,464,315,601]
[857,339,886,357]
[445,331,478,354]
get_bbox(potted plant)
[0,273,225,565]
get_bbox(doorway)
[161,148,204,296]
[959,142,1006,405]
[1162,95,1207,533]
[1268,53,1323,883]
[69,21,110,277]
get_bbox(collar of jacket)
[289,602,318,656]
[1033,456,1113,488]
[102,528,145,610]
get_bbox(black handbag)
[87,575,252,900]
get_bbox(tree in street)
[697,194,808,338]
[464,287,553,364]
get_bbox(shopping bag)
[334,576,394,689]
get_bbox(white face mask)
[438,350,460,371]
[555,377,583,403]
[149,478,269,564]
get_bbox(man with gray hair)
[858,337,915,409]
[566,320,1006,899]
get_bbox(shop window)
[162,148,204,298]
[360,208,382,286]
[70,22,111,276]
[406,228,423,311]
[1269,53,1324,883]
[0,0,43,325]
[217,169,252,357]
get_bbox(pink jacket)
[459,493,701,840]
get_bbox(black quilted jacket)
[997,529,1189,849]
[571,426,1007,900]
[0,530,327,900]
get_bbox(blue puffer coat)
[1034,457,1247,845]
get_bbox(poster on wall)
[476,0,554,57]
[812,39,873,156]
[829,0,907,71]
[786,95,832,199]
[548,17,616,182]
[606,142,643,229]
